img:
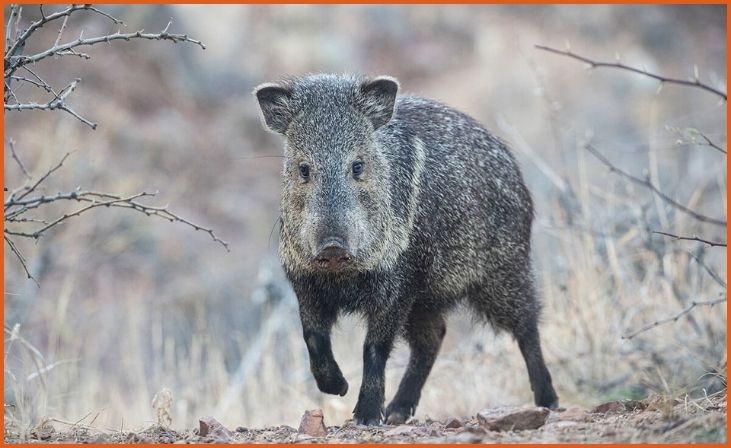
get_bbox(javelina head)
[254,74,399,274]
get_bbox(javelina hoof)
[316,374,348,396]
[384,402,413,425]
[353,400,383,426]
[536,388,559,410]
[354,416,382,426]
[385,411,407,425]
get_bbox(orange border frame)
[1,1,728,447]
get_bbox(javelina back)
[254,74,558,425]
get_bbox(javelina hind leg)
[384,311,446,425]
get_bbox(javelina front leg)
[385,312,446,424]
[353,313,400,426]
[300,305,348,396]
[516,324,559,409]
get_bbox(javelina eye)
[352,161,364,178]
[299,163,310,180]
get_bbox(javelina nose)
[314,238,353,270]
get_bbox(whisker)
[268,215,282,251]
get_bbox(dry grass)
[4,4,726,441]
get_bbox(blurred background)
[4,4,727,432]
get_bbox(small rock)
[592,400,646,414]
[198,416,233,441]
[477,407,550,431]
[298,409,328,438]
[235,426,248,433]
[444,417,462,429]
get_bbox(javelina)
[253,74,558,425]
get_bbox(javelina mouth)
[313,254,353,271]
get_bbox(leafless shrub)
[536,44,726,339]
[3,4,226,284]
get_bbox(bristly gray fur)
[253,73,558,426]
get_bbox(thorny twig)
[4,5,206,129]
[687,250,727,289]
[8,20,206,71]
[585,143,727,227]
[4,6,224,281]
[696,132,727,154]
[4,152,230,257]
[5,78,97,129]
[4,235,37,285]
[5,4,123,68]
[535,44,727,101]
[652,231,727,248]
[8,138,31,179]
[667,126,727,155]
[622,295,727,340]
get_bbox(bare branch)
[53,14,70,48]
[687,250,727,288]
[586,144,727,227]
[5,5,18,52]
[653,231,726,248]
[5,190,230,250]
[19,66,57,95]
[7,138,31,179]
[667,126,727,155]
[5,4,124,70]
[6,191,154,238]
[4,79,97,129]
[5,5,22,53]
[4,80,19,104]
[9,75,54,92]
[535,44,727,101]
[4,154,229,250]
[6,151,72,207]
[4,235,38,285]
[6,20,206,76]
[697,132,726,155]
[622,296,727,339]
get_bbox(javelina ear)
[253,83,294,134]
[356,76,399,129]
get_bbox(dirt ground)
[5,395,726,444]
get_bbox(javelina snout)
[312,237,354,271]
